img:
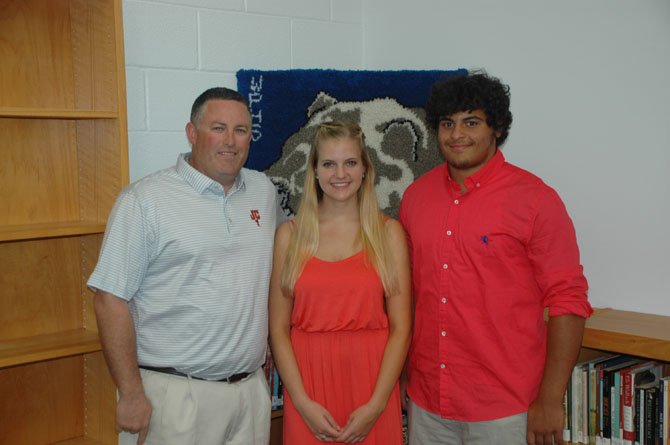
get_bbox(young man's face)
[438,109,500,183]
[185,99,252,191]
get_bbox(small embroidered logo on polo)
[250,209,261,226]
[480,235,489,246]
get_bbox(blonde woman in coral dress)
[269,121,411,444]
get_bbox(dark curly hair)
[426,71,513,146]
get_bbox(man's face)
[438,109,500,182]
[185,99,252,191]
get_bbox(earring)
[362,172,366,179]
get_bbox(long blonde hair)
[280,121,398,297]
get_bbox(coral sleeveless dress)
[282,251,403,444]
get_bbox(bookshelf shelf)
[0,329,102,369]
[0,108,118,119]
[53,437,107,445]
[0,222,106,242]
[0,0,127,443]
[582,308,670,362]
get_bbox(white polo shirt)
[88,153,285,379]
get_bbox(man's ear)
[186,121,196,146]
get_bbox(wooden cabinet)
[566,308,670,445]
[0,0,128,443]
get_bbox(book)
[660,367,670,445]
[642,384,658,445]
[573,365,584,443]
[600,358,640,444]
[635,384,643,444]
[570,358,601,444]
[613,366,630,445]
[583,364,590,444]
[272,367,284,410]
[589,356,614,445]
[565,383,572,442]
[662,377,669,445]
[622,362,662,445]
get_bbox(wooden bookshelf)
[0,0,128,443]
[565,308,669,444]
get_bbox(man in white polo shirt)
[88,87,286,445]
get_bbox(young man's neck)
[447,148,498,192]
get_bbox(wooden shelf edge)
[0,222,106,242]
[53,436,107,445]
[583,307,670,362]
[0,329,102,369]
[0,108,118,119]
[582,328,670,362]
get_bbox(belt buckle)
[220,371,250,383]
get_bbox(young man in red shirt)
[399,72,593,445]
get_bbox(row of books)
[564,354,670,445]
[264,346,285,410]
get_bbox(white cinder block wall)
[122,0,363,181]
[122,0,669,316]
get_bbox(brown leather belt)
[139,365,252,383]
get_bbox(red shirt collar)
[444,149,505,193]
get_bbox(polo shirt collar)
[176,153,245,195]
[444,149,505,192]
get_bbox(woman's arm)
[337,219,412,443]
[268,223,342,441]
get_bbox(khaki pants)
[120,368,271,445]
[408,399,527,445]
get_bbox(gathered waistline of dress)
[291,326,389,334]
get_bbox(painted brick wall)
[123,0,363,180]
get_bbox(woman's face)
[314,137,366,204]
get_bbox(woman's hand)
[335,402,382,443]
[296,398,342,442]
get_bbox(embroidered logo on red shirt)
[250,209,261,226]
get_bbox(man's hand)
[526,396,564,445]
[116,391,152,445]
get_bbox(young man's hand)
[526,396,564,445]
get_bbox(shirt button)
[446,230,452,236]
[440,363,446,369]
[441,331,446,337]
[441,297,447,303]
[442,264,448,269]
[476,183,481,188]
[453,199,459,205]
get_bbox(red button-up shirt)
[399,150,592,421]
